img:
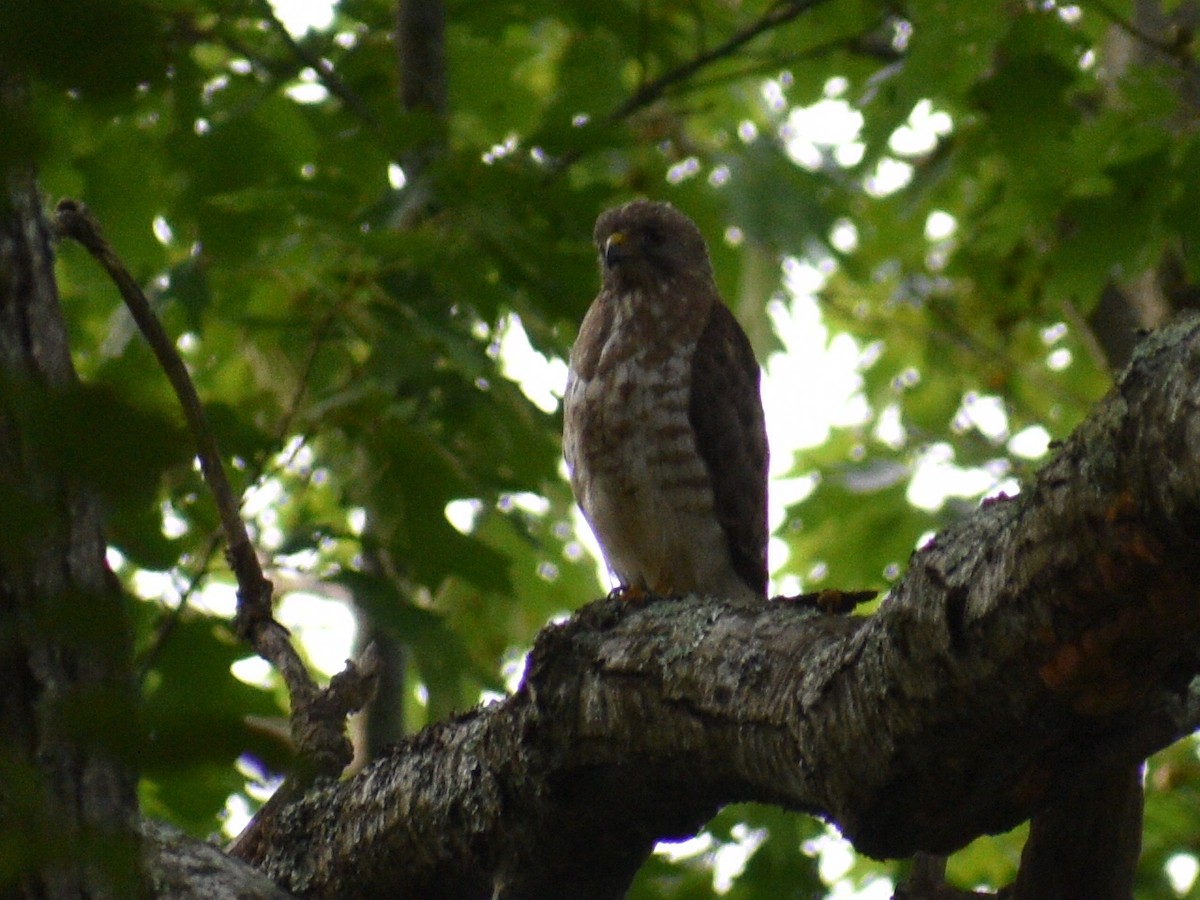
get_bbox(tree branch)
[548,0,847,176]
[396,0,447,118]
[237,316,1200,898]
[54,203,270,626]
[143,821,296,900]
[608,0,838,123]
[252,0,379,128]
[52,201,377,785]
[390,0,449,227]
[1,127,146,898]
[1081,0,1193,62]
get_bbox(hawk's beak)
[603,231,629,268]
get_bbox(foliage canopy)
[6,0,1200,894]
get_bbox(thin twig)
[1080,0,1191,60]
[135,530,223,684]
[549,0,838,175]
[607,0,837,123]
[54,203,263,602]
[252,0,379,128]
[258,304,338,471]
[667,34,900,101]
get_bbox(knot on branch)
[294,644,383,776]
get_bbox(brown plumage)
[562,199,769,599]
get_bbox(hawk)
[563,200,769,600]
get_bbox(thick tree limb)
[143,822,296,900]
[237,316,1200,897]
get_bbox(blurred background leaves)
[8,0,1200,894]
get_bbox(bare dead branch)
[52,200,376,785]
[53,202,267,615]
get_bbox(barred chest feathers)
[563,284,754,600]
[563,198,769,602]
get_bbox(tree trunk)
[0,100,144,896]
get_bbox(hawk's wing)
[687,302,769,596]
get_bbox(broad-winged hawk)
[563,200,769,600]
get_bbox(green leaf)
[17,380,191,505]
[139,613,287,833]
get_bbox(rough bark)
[142,823,295,900]
[232,316,1200,897]
[0,158,144,891]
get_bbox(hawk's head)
[594,200,714,293]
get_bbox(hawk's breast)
[563,287,760,599]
